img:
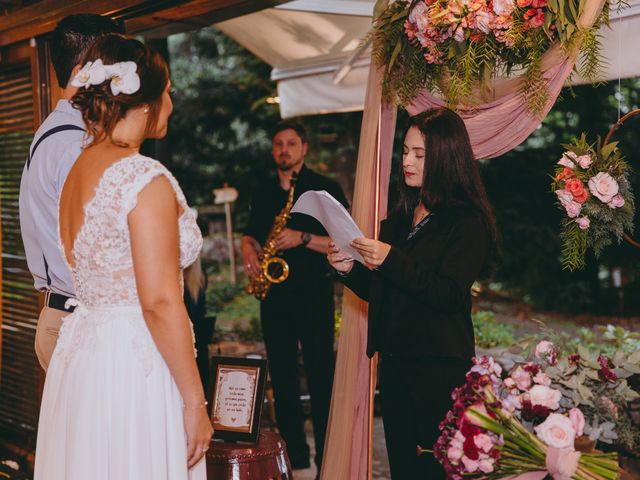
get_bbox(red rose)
[532,0,547,7]
[530,9,545,28]
[565,177,586,200]
[573,189,589,203]
[463,435,480,460]
[556,167,574,182]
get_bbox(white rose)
[528,385,562,410]
[534,413,576,449]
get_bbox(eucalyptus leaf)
[612,350,625,367]
[577,384,594,401]
[612,367,633,379]
[627,350,640,364]
[622,362,640,374]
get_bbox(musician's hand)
[275,228,302,251]
[241,244,261,278]
[351,237,391,270]
[327,241,354,274]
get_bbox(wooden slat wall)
[0,62,39,449]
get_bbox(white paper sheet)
[291,190,365,263]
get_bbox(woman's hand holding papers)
[327,241,354,274]
[350,238,391,270]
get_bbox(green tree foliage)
[166,28,360,227]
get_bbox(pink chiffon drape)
[321,0,607,477]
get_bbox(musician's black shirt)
[244,164,349,291]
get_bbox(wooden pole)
[223,183,237,284]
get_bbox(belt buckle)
[44,289,51,308]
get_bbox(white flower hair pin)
[71,59,140,95]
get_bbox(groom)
[19,14,124,371]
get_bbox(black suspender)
[26,124,85,170]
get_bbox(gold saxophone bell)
[263,257,290,284]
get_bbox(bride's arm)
[129,175,212,468]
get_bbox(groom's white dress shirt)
[19,100,86,295]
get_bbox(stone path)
[293,417,391,480]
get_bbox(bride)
[34,34,212,479]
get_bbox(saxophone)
[247,173,298,301]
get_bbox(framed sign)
[209,356,267,443]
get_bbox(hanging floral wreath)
[551,134,635,271]
[372,0,609,112]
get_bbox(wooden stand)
[206,431,292,479]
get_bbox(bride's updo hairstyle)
[71,34,169,146]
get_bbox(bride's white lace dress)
[34,154,206,480]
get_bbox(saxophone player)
[241,122,348,476]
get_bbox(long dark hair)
[392,107,499,249]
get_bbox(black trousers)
[379,355,470,480]
[260,281,335,470]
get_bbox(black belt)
[44,291,76,313]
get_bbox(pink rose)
[557,154,575,169]
[475,10,493,33]
[546,447,581,479]
[447,445,464,462]
[575,216,590,230]
[511,366,532,391]
[461,455,479,472]
[609,194,625,208]
[569,408,585,437]
[555,189,573,207]
[533,371,551,386]
[588,172,619,203]
[565,201,582,218]
[503,377,517,389]
[473,433,494,453]
[492,0,515,15]
[534,413,576,449]
[503,394,523,412]
[528,385,562,410]
[409,2,430,32]
[478,458,495,473]
[576,154,592,169]
[535,340,554,358]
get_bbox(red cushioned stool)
[206,430,293,479]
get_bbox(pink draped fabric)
[405,0,607,160]
[322,0,607,477]
[320,63,396,480]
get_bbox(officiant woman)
[328,107,499,479]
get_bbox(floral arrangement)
[432,341,640,478]
[371,0,608,112]
[551,133,635,271]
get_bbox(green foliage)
[206,281,244,317]
[232,317,263,342]
[472,310,516,348]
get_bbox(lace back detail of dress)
[64,154,203,306]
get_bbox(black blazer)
[340,206,490,361]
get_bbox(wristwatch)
[300,231,311,247]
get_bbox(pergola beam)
[0,0,287,46]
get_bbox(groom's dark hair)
[51,14,125,89]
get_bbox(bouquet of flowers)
[551,133,635,271]
[433,341,640,478]
[372,0,609,111]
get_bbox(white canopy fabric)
[216,0,640,118]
